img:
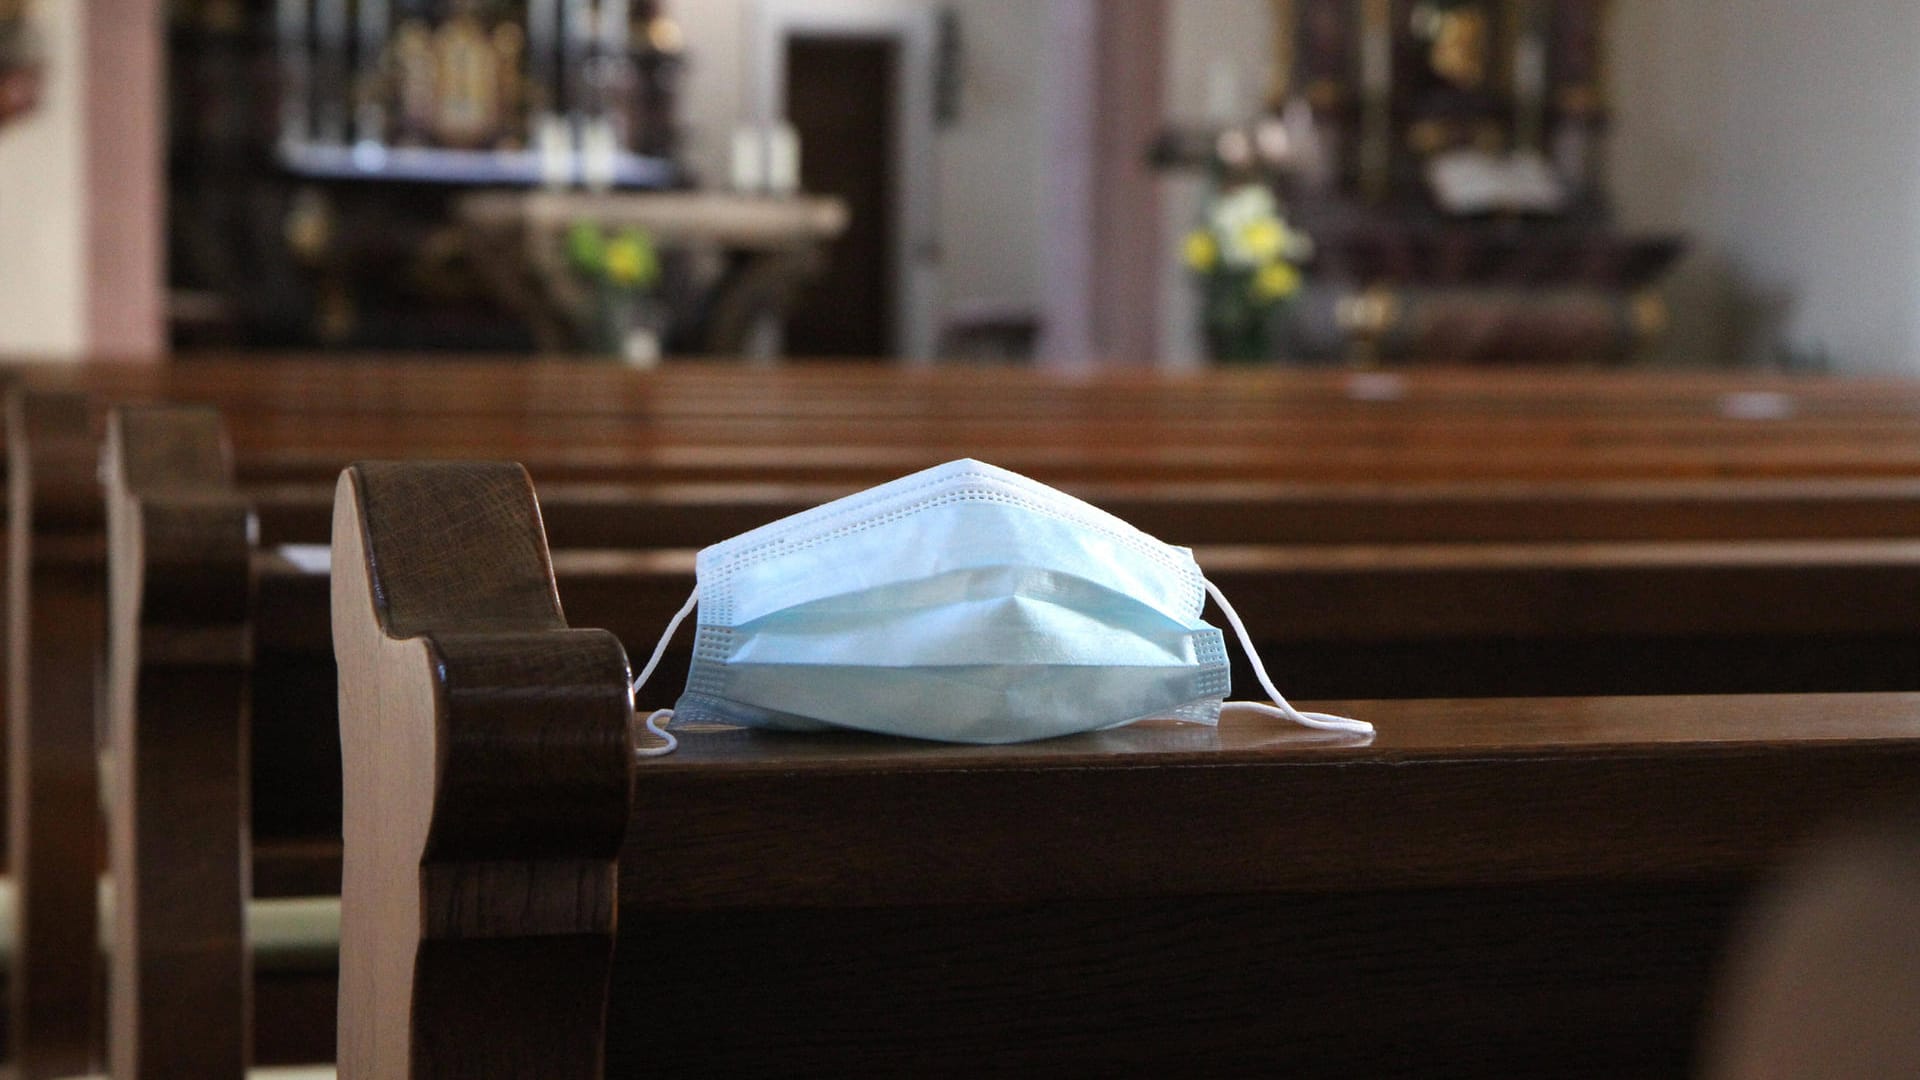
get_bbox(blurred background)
[0,0,1914,373]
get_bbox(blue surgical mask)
[631,459,1370,754]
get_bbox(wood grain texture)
[324,464,1920,1077]
[19,360,1920,487]
[332,462,631,1080]
[104,405,255,1080]
[236,473,1920,549]
[6,389,105,1080]
[602,697,1920,1076]
[4,361,1918,1075]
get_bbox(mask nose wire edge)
[1203,578,1375,738]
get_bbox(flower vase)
[1203,273,1271,364]
[587,283,638,362]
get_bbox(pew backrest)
[332,462,631,1079]
[6,389,102,1079]
[103,404,256,1079]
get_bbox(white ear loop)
[1204,578,1374,738]
[631,586,699,758]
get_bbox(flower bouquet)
[565,222,665,364]
[1184,182,1311,363]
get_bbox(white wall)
[675,0,1045,336]
[1611,0,1920,374]
[0,0,87,358]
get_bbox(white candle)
[767,122,801,196]
[731,125,766,193]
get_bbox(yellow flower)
[1240,219,1284,262]
[604,235,654,288]
[1184,230,1218,272]
[1252,261,1302,301]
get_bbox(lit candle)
[731,125,766,193]
[767,122,800,196]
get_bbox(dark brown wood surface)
[13,360,1920,1075]
[15,357,1920,421]
[333,460,1920,1079]
[333,461,630,1080]
[17,359,1920,488]
[103,405,255,1080]
[232,473,1920,549]
[5,390,103,1080]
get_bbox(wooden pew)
[82,406,1920,981]
[20,367,1920,1072]
[15,357,1920,428]
[102,404,255,1078]
[22,359,1920,490]
[92,408,342,1079]
[6,392,103,1080]
[331,461,1920,1078]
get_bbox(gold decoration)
[1630,291,1670,340]
[1558,84,1602,115]
[492,22,525,149]
[1408,119,1455,156]
[1265,0,1297,109]
[434,7,500,148]
[647,15,684,54]
[1472,119,1505,154]
[202,0,244,33]
[1429,5,1490,90]
[393,21,436,144]
[1338,286,1400,369]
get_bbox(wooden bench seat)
[7,361,1920,1073]
[72,410,1920,1072]
[26,360,1920,490]
[332,460,1920,1079]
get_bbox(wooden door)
[784,35,899,359]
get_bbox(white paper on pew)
[1719,391,1796,421]
[275,544,333,575]
[1346,372,1407,402]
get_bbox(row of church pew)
[334,461,1920,1079]
[18,359,1920,486]
[2,362,1919,1077]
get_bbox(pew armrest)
[6,389,105,1078]
[104,404,256,1078]
[332,462,632,1080]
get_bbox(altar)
[1164,0,1681,366]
